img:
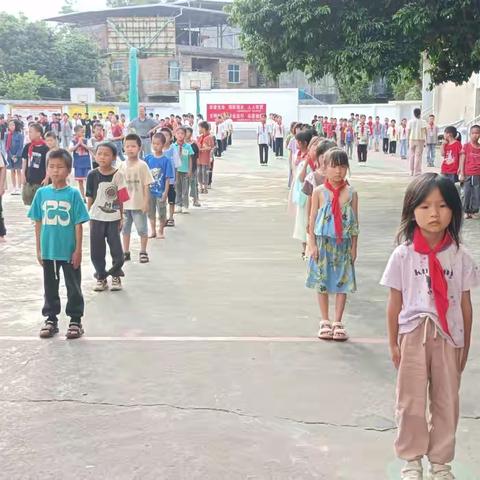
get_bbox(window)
[228,64,240,84]
[111,61,124,80]
[168,60,181,82]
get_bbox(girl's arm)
[459,151,466,179]
[298,159,309,182]
[460,290,473,371]
[307,189,322,258]
[351,191,359,263]
[440,140,446,157]
[387,288,403,369]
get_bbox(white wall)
[298,101,420,124]
[179,88,299,130]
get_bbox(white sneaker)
[175,206,183,214]
[182,207,189,214]
[401,459,423,479]
[110,276,122,291]
[429,463,455,479]
[93,279,108,292]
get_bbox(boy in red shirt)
[459,124,480,218]
[440,126,462,183]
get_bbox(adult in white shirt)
[257,113,271,165]
[407,107,427,176]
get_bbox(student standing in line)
[426,114,439,167]
[5,119,24,195]
[382,117,390,154]
[257,114,271,166]
[459,125,480,219]
[196,121,214,194]
[87,142,129,292]
[407,108,427,176]
[388,119,399,155]
[306,148,359,341]
[174,127,194,214]
[29,149,90,339]
[440,126,462,184]
[118,133,154,264]
[398,118,408,160]
[381,173,479,480]
[355,114,370,165]
[274,116,285,157]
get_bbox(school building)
[46,0,277,104]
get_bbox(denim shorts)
[123,210,148,237]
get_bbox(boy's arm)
[188,154,192,177]
[87,197,93,209]
[387,288,403,369]
[142,184,150,213]
[34,220,43,266]
[461,290,473,371]
[71,224,83,269]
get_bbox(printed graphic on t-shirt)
[151,167,164,196]
[96,182,120,214]
[42,199,71,226]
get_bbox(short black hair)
[185,127,193,135]
[295,129,314,146]
[397,173,462,247]
[470,124,480,132]
[47,148,72,171]
[73,125,84,133]
[124,133,142,147]
[198,121,210,131]
[413,108,421,118]
[29,123,44,135]
[96,141,117,157]
[325,148,349,168]
[152,132,166,144]
[316,139,336,158]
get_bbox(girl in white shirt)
[381,173,479,480]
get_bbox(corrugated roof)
[45,3,229,28]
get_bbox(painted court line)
[0,335,388,344]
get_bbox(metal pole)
[196,88,200,117]
[129,47,139,120]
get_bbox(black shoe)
[124,251,131,261]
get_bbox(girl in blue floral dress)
[306,148,359,341]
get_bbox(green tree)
[228,0,480,87]
[389,69,422,101]
[334,72,374,104]
[0,13,103,99]
[0,71,53,99]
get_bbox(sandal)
[39,318,59,338]
[66,323,84,340]
[139,252,149,263]
[332,322,349,342]
[148,233,157,239]
[166,219,175,227]
[317,320,333,340]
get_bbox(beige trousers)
[395,318,463,464]
[409,140,425,175]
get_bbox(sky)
[0,0,107,21]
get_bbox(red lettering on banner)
[206,103,266,122]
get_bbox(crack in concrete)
[0,397,392,432]
[2,398,477,432]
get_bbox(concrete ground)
[0,141,479,480]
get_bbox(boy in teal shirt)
[174,127,194,214]
[28,149,90,339]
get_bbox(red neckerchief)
[413,227,453,338]
[360,123,365,135]
[6,131,13,151]
[392,127,396,137]
[198,133,210,148]
[324,179,347,243]
[94,132,104,142]
[28,138,46,159]
[177,141,184,156]
[73,136,88,155]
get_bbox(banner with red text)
[206,103,266,122]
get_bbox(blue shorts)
[122,210,148,237]
[74,166,90,180]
